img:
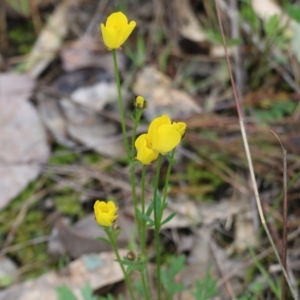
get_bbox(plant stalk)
[153,155,163,300]
[112,49,130,159]
[105,227,136,300]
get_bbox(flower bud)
[111,223,120,231]
[126,251,136,261]
[134,96,147,110]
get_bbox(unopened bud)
[126,251,136,261]
[134,96,147,110]
[111,223,120,231]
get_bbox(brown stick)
[214,1,297,299]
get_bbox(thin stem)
[131,109,143,160]
[129,163,142,247]
[130,112,151,299]
[160,149,176,223]
[153,155,163,300]
[141,269,151,300]
[214,2,297,299]
[112,49,130,159]
[129,108,143,248]
[141,166,147,252]
[104,227,136,300]
[140,166,152,299]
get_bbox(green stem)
[112,49,130,159]
[141,166,146,251]
[130,103,151,299]
[131,109,143,160]
[129,164,142,245]
[104,227,136,300]
[141,268,151,300]
[160,149,176,223]
[129,108,143,245]
[153,155,163,300]
[140,166,152,299]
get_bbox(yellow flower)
[135,134,158,165]
[135,115,187,164]
[148,115,185,155]
[100,12,136,50]
[94,200,118,226]
[134,95,147,109]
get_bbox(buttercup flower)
[94,200,118,226]
[135,134,158,165]
[100,12,136,50]
[135,115,187,164]
[148,115,186,155]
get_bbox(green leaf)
[286,4,300,23]
[192,275,218,300]
[97,237,111,245]
[264,15,280,37]
[160,212,176,225]
[161,212,176,226]
[160,255,186,298]
[138,211,154,227]
[81,284,98,300]
[240,0,259,30]
[248,246,281,298]
[56,285,78,300]
[145,201,154,216]
[116,258,144,273]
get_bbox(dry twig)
[214,1,298,299]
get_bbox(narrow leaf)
[146,201,154,216]
[161,212,176,226]
[56,285,78,300]
[97,237,111,245]
[138,211,155,227]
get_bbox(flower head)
[100,12,136,50]
[148,115,186,155]
[135,134,158,165]
[135,115,187,165]
[94,200,118,226]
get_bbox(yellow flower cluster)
[100,12,136,50]
[94,200,118,226]
[135,115,186,165]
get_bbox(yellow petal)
[148,115,171,142]
[107,200,116,210]
[95,200,107,212]
[94,200,118,226]
[135,134,158,165]
[101,24,120,49]
[97,212,113,226]
[118,21,136,46]
[135,134,149,149]
[172,122,186,137]
[151,124,181,154]
[106,12,128,28]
